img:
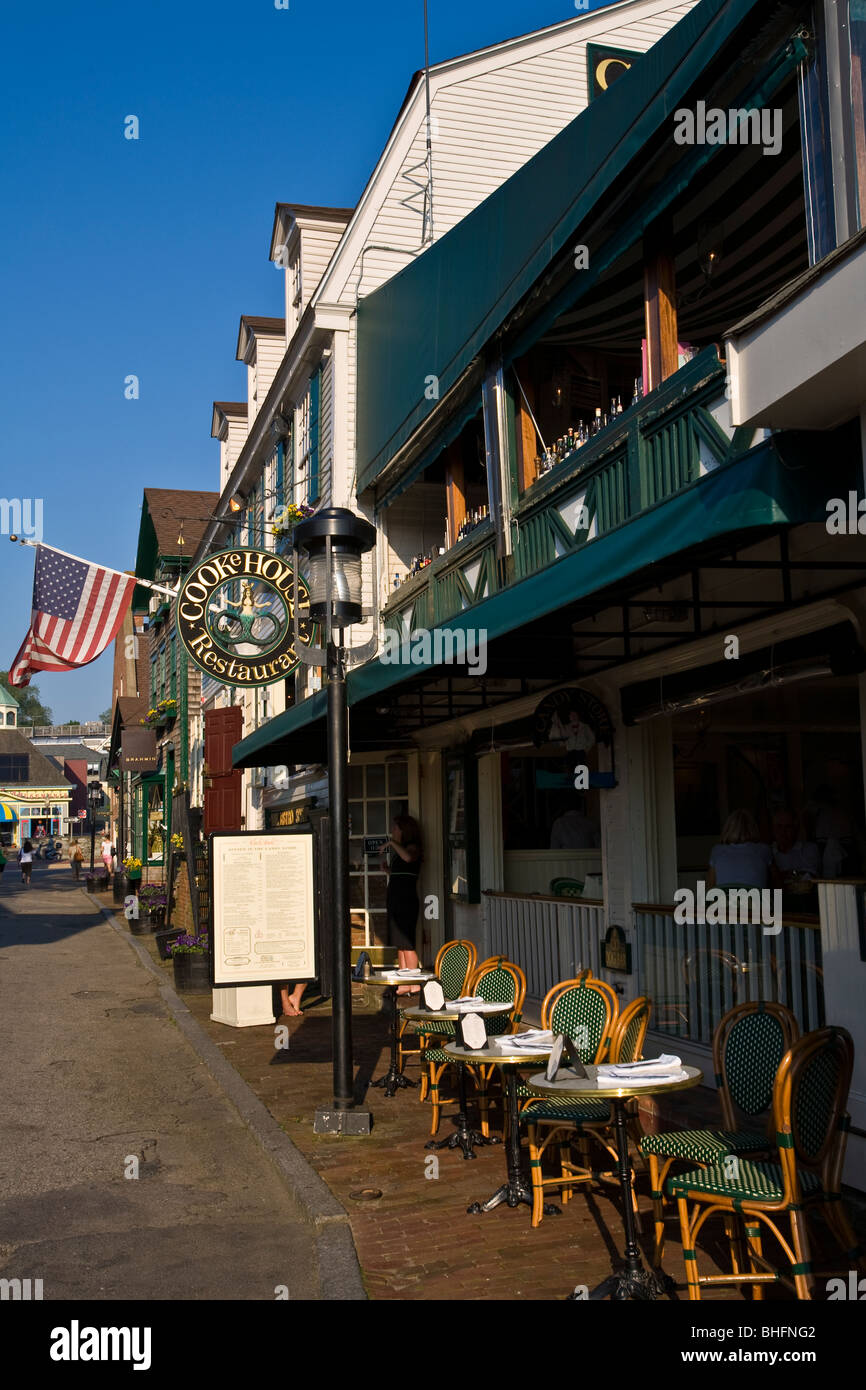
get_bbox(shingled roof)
[142,489,220,557]
[0,729,72,787]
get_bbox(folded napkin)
[393,968,428,976]
[493,1029,554,1050]
[599,1054,683,1077]
[595,1068,689,1088]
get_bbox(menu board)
[210,828,316,987]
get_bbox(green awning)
[356,0,769,494]
[233,436,843,768]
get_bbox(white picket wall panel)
[485,892,604,1009]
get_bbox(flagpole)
[7,536,179,599]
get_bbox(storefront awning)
[233,436,842,769]
[356,0,768,493]
[0,803,19,823]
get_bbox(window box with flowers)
[141,698,178,730]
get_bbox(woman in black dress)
[383,814,422,995]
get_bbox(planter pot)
[173,953,210,993]
[125,872,141,892]
[148,908,166,930]
[112,871,126,904]
[128,917,149,936]
[155,926,184,961]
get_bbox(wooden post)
[643,219,679,393]
[445,442,466,548]
[514,359,539,492]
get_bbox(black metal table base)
[426,1116,500,1160]
[468,1176,560,1215]
[568,1097,675,1301]
[371,986,419,1098]
[584,1267,675,1301]
[371,1066,416,1098]
[426,1062,501,1159]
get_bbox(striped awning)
[0,803,19,823]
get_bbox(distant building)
[0,729,73,844]
[0,686,19,729]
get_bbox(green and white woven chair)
[516,975,619,1227]
[671,1026,859,1300]
[641,1000,799,1267]
[423,956,525,1136]
[397,938,477,1089]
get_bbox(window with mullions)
[849,0,866,228]
[150,654,158,706]
[0,755,28,782]
[801,1,866,260]
[297,370,321,506]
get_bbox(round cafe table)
[443,1039,561,1217]
[366,970,435,1098]
[402,1002,513,1158]
[525,1064,703,1300]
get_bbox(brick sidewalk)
[139,929,863,1301]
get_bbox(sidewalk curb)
[88,893,367,1301]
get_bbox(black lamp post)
[293,507,376,1135]
[87,780,102,873]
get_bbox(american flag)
[9,545,137,687]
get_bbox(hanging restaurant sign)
[533,687,613,751]
[176,548,313,688]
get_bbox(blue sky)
[0,0,615,722]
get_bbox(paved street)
[0,860,320,1300]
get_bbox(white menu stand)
[211,986,276,1028]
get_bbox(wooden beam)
[514,360,539,492]
[643,219,679,392]
[444,442,466,548]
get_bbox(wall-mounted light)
[271,412,291,441]
[697,224,724,281]
[228,492,246,513]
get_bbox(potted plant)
[138,883,167,929]
[270,501,314,542]
[169,932,210,992]
[123,855,142,892]
[155,925,184,961]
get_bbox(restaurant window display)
[500,748,602,897]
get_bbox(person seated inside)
[550,795,600,850]
[707,808,778,889]
[771,807,819,878]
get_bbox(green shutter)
[276,442,284,508]
[308,369,321,504]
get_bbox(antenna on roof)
[401,0,435,243]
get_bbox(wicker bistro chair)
[518,993,650,1230]
[423,957,526,1137]
[670,1027,859,1300]
[640,1000,799,1268]
[397,939,477,1087]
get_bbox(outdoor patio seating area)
[152,922,865,1301]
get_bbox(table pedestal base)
[467,1176,560,1215]
[370,1066,416,1099]
[585,1267,674,1302]
[426,1118,499,1160]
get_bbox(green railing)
[513,346,733,582]
[382,348,735,637]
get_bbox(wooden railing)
[633,904,824,1045]
[484,890,605,1010]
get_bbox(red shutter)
[203,707,243,835]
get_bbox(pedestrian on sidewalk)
[280,982,307,1017]
[70,840,84,880]
[18,839,34,887]
[382,814,423,995]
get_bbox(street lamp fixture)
[292,507,377,1135]
[87,779,103,874]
